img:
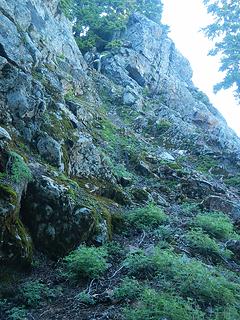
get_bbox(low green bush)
[19,280,61,307]
[63,245,108,280]
[75,291,95,305]
[124,289,205,320]
[185,229,232,259]
[113,278,142,301]
[123,248,239,306]
[127,204,168,230]
[224,174,240,188]
[123,250,156,278]
[212,306,240,320]
[154,225,175,242]
[174,259,238,306]
[6,306,28,320]
[104,241,126,261]
[194,211,234,239]
[20,281,46,307]
[8,152,32,183]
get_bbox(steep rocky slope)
[1,1,240,319]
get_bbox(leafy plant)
[113,278,142,301]
[63,246,108,280]
[224,174,240,188]
[154,225,175,242]
[185,229,232,259]
[6,306,28,320]
[105,39,123,50]
[155,119,172,135]
[62,0,163,53]
[7,152,32,183]
[124,248,240,306]
[75,291,95,305]
[194,211,234,239]
[104,241,126,261]
[124,289,205,320]
[195,155,218,173]
[127,204,168,230]
[212,306,240,320]
[60,0,73,18]
[123,250,156,278]
[19,280,60,307]
[20,281,45,307]
[168,259,238,306]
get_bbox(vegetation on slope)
[60,0,163,52]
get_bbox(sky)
[162,0,240,136]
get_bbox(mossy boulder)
[131,187,150,202]
[21,171,112,259]
[0,183,33,267]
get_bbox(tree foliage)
[61,0,163,53]
[203,0,240,103]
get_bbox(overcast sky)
[162,0,240,136]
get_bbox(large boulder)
[21,170,111,259]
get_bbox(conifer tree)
[61,0,163,53]
[203,0,240,103]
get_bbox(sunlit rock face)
[1,0,240,268]
[102,13,240,157]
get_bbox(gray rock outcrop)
[1,0,240,268]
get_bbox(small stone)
[131,187,150,202]
[37,135,64,170]
[137,161,152,176]
[0,126,11,140]
[159,152,175,162]
[119,176,132,187]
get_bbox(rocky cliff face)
[1,1,240,318]
[1,0,240,265]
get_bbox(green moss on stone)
[0,184,18,205]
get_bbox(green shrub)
[19,280,60,307]
[124,248,239,306]
[123,250,156,278]
[20,281,45,307]
[105,40,123,50]
[113,278,142,301]
[63,246,108,280]
[124,289,205,320]
[155,119,172,135]
[180,202,200,217]
[104,241,126,261]
[194,212,234,239]
[154,225,175,242]
[224,174,240,188]
[195,155,218,173]
[212,306,240,320]
[127,204,168,230]
[185,229,232,259]
[75,291,95,305]
[123,248,180,279]
[153,249,238,306]
[174,259,238,306]
[6,306,28,320]
[7,152,32,183]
